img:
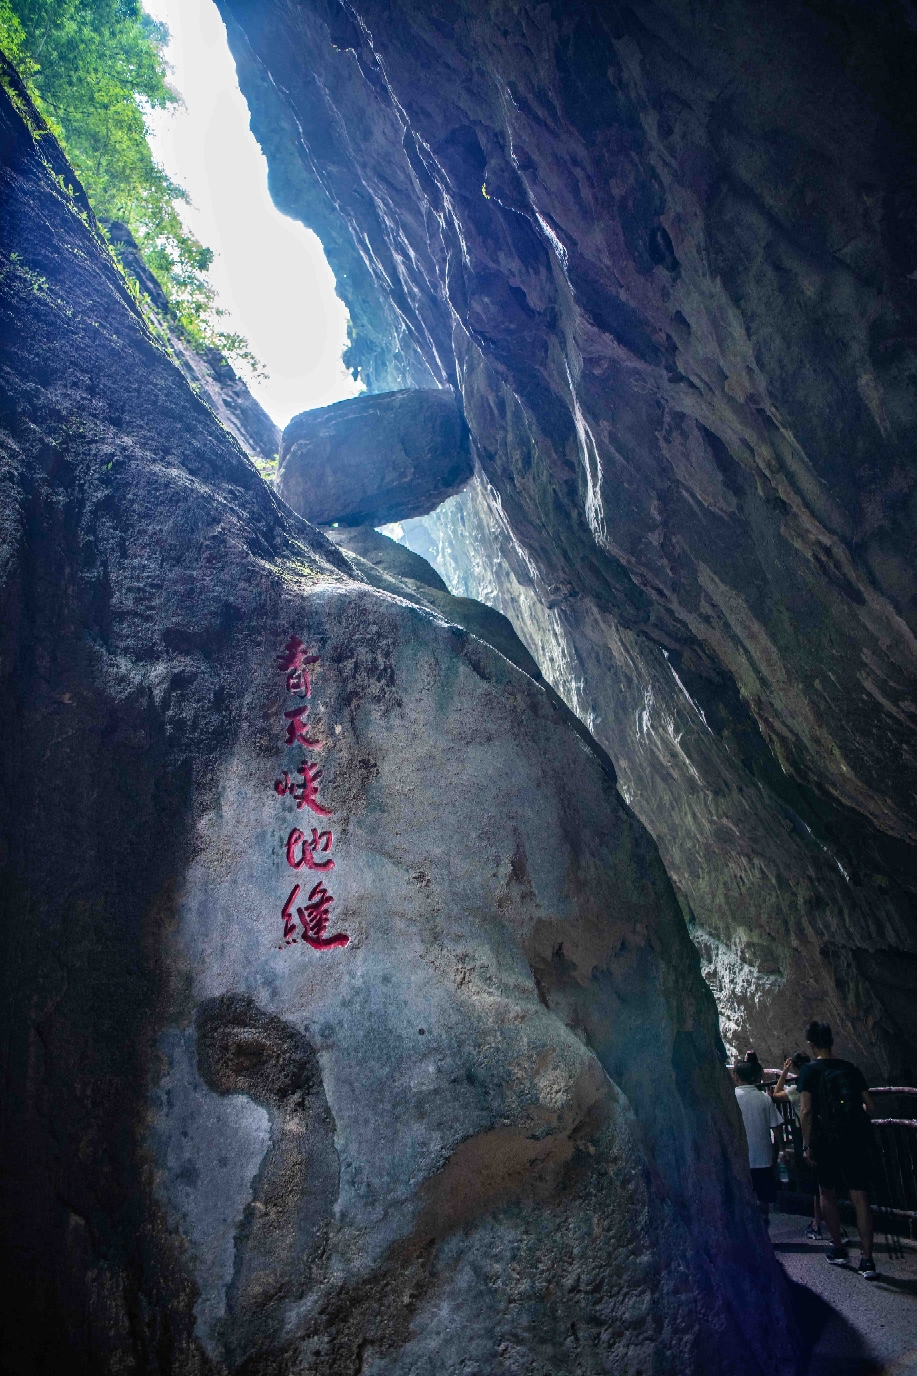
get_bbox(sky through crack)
[143,0,361,427]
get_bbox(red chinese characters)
[284,705,322,749]
[286,827,334,871]
[276,636,319,697]
[298,881,349,950]
[281,884,300,941]
[272,635,349,951]
[274,761,334,816]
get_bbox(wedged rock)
[0,76,799,1375]
[218,0,917,1076]
[277,387,472,527]
[323,521,451,595]
[323,523,544,682]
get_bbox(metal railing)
[760,1075,917,1236]
[868,1087,917,1230]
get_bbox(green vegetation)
[0,0,261,371]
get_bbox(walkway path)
[769,1212,917,1374]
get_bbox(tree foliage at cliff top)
[0,0,258,370]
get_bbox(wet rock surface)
[401,477,917,1076]
[0,75,799,1376]
[278,387,471,527]
[218,0,917,1077]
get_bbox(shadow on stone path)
[769,1213,917,1375]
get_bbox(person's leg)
[813,1193,822,1229]
[850,1190,874,1259]
[820,1186,842,1245]
[750,1168,775,1227]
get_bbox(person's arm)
[774,1057,792,1095]
[799,1090,815,1161]
[769,1097,786,1148]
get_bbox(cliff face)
[218,0,917,1077]
[0,71,797,1376]
[105,221,281,472]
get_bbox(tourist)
[773,1052,827,1240]
[733,1060,784,1225]
[797,1020,877,1278]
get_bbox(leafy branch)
[0,0,264,375]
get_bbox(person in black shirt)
[798,1020,877,1278]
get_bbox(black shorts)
[812,1137,872,1193]
[750,1166,777,1205]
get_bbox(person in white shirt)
[733,1060,784,1222]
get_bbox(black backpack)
[817,1062,867,1143]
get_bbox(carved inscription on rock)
[272,636,350,951]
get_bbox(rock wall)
[401,477,915,1072]
[105,220,281,472]
[217,0,917,1079]
[0,71,798,1375]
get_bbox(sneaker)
[805,1224,822,1241]
[856,1256,877,1280]
[825,1245,849,1266]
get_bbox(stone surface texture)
[170,339,280,474]
[321,523,545,682]
[277,387,471,527]
[0,75,798,1375]
[217,0,917,1079]
[105,220,281,471]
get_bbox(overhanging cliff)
[218,0,917,1078]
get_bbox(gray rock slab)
[324,524,544,683]
[324,523,450,594]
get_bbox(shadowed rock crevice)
[196,996,339,1370]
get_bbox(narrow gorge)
[0,1,915,1373]
[218,0,917,1082]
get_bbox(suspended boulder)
[277,386,472,527]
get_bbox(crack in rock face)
[216,0,917,1078]
[0,72,802,1373]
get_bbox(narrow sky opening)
[143,0,361,427]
